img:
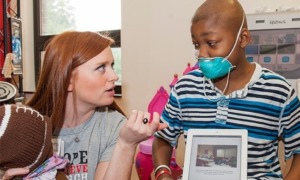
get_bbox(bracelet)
[155,169,172,180]
[154,164,171,175]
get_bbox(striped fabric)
[155,63,300,179]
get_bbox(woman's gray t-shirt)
[54,108,125,180]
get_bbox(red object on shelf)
[147,86,169,120]
[169,74,178,89]
[0,0,14,81]
[192,61,199,70]
[182,62,192,75]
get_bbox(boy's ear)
[240,28,251,48]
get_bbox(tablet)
[182,129,248,180]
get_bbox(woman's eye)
[96,65,105,72]
[111,62,115,70]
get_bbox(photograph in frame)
[9,17,23,75]
[182,129,248,180]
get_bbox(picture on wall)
[9,17,23,75]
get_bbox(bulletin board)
[246,11,300,79]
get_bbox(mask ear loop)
[224,14,245,61]
[221,15,244,94]
[222,70,231,94]
[194,49,199,58]
[222,65,236,94]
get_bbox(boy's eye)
[208,41,217,46]
[193,43,200,49]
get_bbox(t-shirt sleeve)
[154,87,183,147]
[279,88,300,160]
[99,110,126,162]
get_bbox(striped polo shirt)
[155,63,300,179]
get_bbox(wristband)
[154,164,171,175]
[155,169,172,180]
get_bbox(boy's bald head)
[192,0,247,32]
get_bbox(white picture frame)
[182,129,248,180]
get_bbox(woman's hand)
[119,111,168,147]
[100,111,168,180]
[1,168,29,180]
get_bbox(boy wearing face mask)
[152,0,300,179]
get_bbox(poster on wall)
[9,17,23,75]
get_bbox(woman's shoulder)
[94,107,126,135]
[96,107,126,123]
